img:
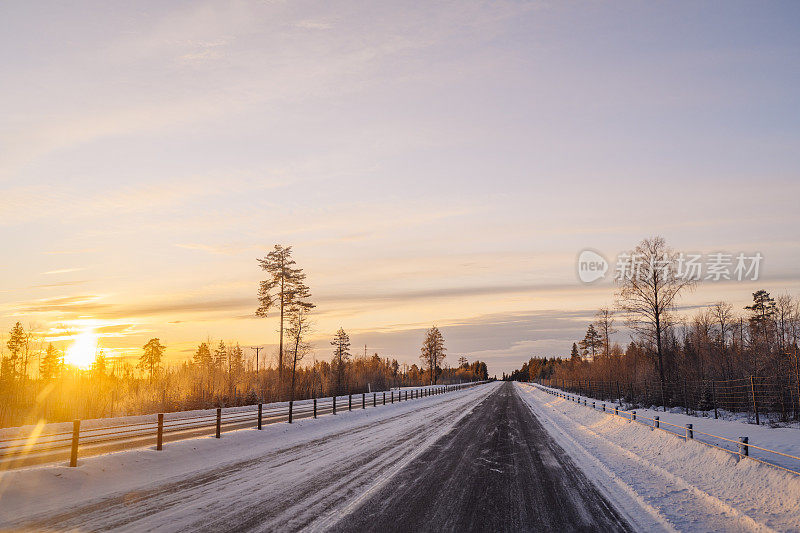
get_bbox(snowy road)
[331,381,631,532]
[0,381,633,532]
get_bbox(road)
[331,382,630,532]
[5,383,630,532]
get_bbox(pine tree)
[256,245,315,382]
[39,343,62,380]
[6,322,26,379]
[420,326,446,385]
[331,328,351,394]
[227,344,245,397]
[746,290,776,345]
[92,350,107,376]
[194,342,213,395]
[570,342,580,361]
[138,338,165,382]
[579,324,603,361]
[214,341,227,371]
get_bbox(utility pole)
[252,346,263,374]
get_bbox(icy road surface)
[1,382,633,532]
[329,381,630,532]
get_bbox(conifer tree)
[256,245,315,381]
[6,322,26,379]
[39,343,62,380]
[420,326,446,385]
[194,342,213,395]
[579,324,603,360]
[331,328,351,395]
[138,338,165,382]
[570,342,580,361]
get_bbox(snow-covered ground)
[517,382,800,532]
[535,383,800,473]
[0,382,498,531]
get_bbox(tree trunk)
[278,273,285,382]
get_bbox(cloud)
[42,268,86,275]
[29,281,89,289]
[295,20,333,30]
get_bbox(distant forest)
[0,245,489,428]
[505,237,800,420]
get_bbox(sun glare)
[65,331,99,369]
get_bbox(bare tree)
[286,307,312,404]
[615,237,694,390]
[775,293,795,354]
[710,301,735,380]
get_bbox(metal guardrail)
[0,382,487,469]
[527,383,800,476]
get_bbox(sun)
[65,331,99,369]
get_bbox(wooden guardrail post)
[333,395,337,415]
[258,404,263,429]
[313,397,317,418]
[750,376,760,425]
[712,380,718,420]
[157,414,164,450]
[288,400,294,423]
[739,436,749,457]
[383,392,386,405]
[348,394,352,411]
[654,416,660,428]
[69,420,80,467]
[632,411,636,422]
[362,393,365,409]
[686,423,693,440]
[391,391,394,403]
[373,393,376,407]
[216,408,222,438]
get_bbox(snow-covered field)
[517,382,800,532]
[0,382,498,531]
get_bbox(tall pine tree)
[256,245,314,381]
[331,328,351,395]
[420,326,446,385]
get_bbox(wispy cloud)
[42,268,86,275]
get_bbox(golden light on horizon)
[65,331,99,370]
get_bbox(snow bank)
[517,383,800,532]
[536,383,800,473]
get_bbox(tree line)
[506,237,800,418]
[0,245,489,428]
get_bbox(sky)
[1,1,799,375]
